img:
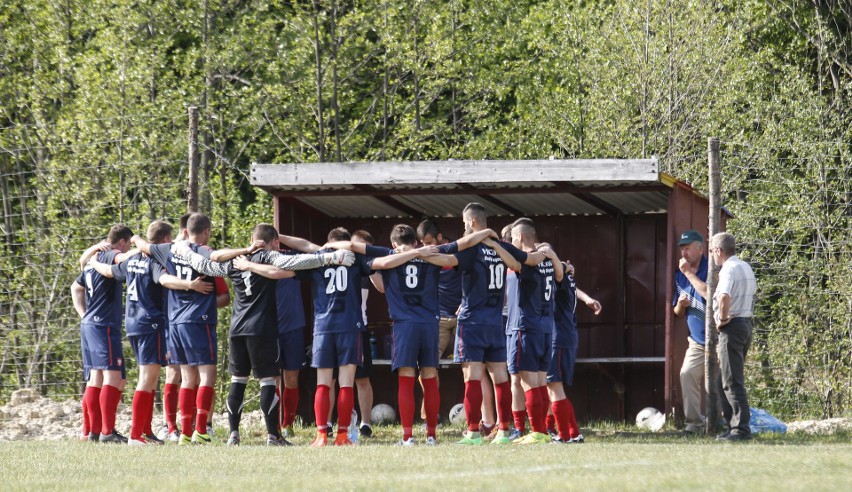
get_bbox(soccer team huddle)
[72,202,601,447]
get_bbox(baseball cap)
[678,230,703,245]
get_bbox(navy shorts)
[130,332,167,367]
[507,330,551,374]
[231,335,280,379]
[166,325,186,365]
[454,322,507,363]
[81,323,125,371]
[80,326,91,381]
[278,328,306,372]
[311,331,363,369]
[391,321,439,372]
[355,330,373,379]
[174,322,217,366]
[547,345,577,385]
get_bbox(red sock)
[337,386,354,434]
[564,397,579,438]
[145,391,155,436]
[398,376,416,440]
[81,394,90,435]
[84,386,102,436]
[494,381,512,431]
[546,413,556,433]
[422,377,440,438]
[99,384,122,435]
[314,384,330,430]
[525,388,543,433]
[464,380,483,433]
[179,387,196,437]
[195,386,215,434]
[130,390,146,439]
[163,383,179,433]
[512,410,526,432]
[538,386,550,428]
[552,398,571,441]
[283,387,299,428]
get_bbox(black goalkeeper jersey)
[228,249,279,338]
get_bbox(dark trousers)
[716,318,752,436]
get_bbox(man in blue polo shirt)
[673,229,709,435]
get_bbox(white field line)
[400,460,656,480]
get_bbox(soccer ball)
[635,407,666,431]
[448,403,466,426]
[371,403,396,425]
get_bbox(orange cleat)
[309,430,328,447]
[334,433,354,446]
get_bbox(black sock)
[227,382,247,433]
[260,384,281,438]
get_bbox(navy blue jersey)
[447,240,527,325]
[276,277,306,335]
[295,251,372,334]
[553,274,579,349]
[368,247,441,323]
[78,250,123,327]
[111,253,166,336]
[672,256,708,345]
[148,243,218,325]
[507,257,556,333]
[438,266,462,318]
[228,250,279,338]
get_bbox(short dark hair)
[186,213,211,235]
[107,224,133,245]
[416,220,441,241]
[179,213,191,230]
[327,227,351,242]
[352,229,374,245]
[511,217,536,241]
[253,223,279,243]
[146,220,173,243]
[390,224,417,246]
[462,202,487,222]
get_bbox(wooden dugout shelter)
[250,158,721,424]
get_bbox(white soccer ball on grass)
[371,403,396,425]
[635,407,666,431]
[448,403,466,426]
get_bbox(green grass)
[2,425,850,491]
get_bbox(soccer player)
[286,227,373,446]
[275,262,307,439]
[72,224,134,443]
[498,218,563,445]
[547,260,583,443]
[351,230,378,438]
[172,223,353,446]
[132,213,226,445]
[344,224,455,445]
[444,203,547,445]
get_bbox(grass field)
[2,425,850,491]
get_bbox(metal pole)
[188,106,199,213]
[705,137,721,435]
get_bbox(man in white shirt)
[710,232,757,441]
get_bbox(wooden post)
[705,137,721,435]
[188,106,199,213]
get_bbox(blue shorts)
[311,331,362,369]
[278,328,306,371]
[81,323,125,371]
[454,322,506,363]
[80,326,91,381]
[166,325,185,365]
[547,345,577,385]
[174,322,218,366]
[507,330,551,374]
[130,332,167,367]
[392,321,439,372]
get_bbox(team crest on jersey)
[117,358,123,367]
[93,316,102,322]
[202,315,208,320]
[152,323,159,330]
